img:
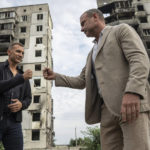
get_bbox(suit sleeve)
[55,67,86,89]
[117,24,150,98]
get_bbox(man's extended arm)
[43,67,86,89]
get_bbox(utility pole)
[75,127,77,147]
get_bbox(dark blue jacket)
[0,60,31,122]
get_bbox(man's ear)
[93,13,99,19]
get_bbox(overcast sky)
[0,0,98,144]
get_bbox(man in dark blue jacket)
[0,43,32,150]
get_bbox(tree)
[0,142,4,150]
[69,137,84,146]
[69,126,100,150]
[81,126,100,150]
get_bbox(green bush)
[0,142,4,150]
[69,126,101,150]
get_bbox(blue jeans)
[0,114,23,150]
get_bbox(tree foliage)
[81,126,100,150]
[0,142,4,150]
[69,137,84,146]
[69,126,100,150]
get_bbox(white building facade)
[0,4,54,150]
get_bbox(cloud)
[50,1,97,144]
[0,0,13,8]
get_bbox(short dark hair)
[8,42,24,50]
[83,9,104,21]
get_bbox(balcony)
[99,1,133,13]
[0,35,13,56]
[0,30,14,37]
[135,11,147,17]
[0,18,16,24]
[0,11,15,20]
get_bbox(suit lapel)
[86,26,112,77]
[86,51,92,78]
[96,26,112,57]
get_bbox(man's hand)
[8,99,22,112]
[121,93,140,123]
[23,69,32,80]
[43,68,56,80]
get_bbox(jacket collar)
[3,60,23,73]
[3,60,9,67]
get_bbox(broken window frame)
[19,39,25,45]
[35,50,42,57]
[36,37,42,44]
[20,27,26,33]
[146,41,150,49]
[0,23,13,30]
[37,25,43,32]
[139,17,148,23]
[35,64,41,71]
[34,79,41,87]
[32,113,41,121]
[32,130,40,141]
[37,14,43,20]
[33,95,40,103]
[22,15,27,21]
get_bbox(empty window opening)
[34,79,41,87]
[35,50,42,57]
[35,64,41,71]
[32,113,40,121]
[37,25,43,31]
[0,35,11,43]
[137,5,144,11]
[20,27,26,33]
[22,15,27,21]
[139,17,148,23]
[115,2,119,8]
[32,130,40,141]
[37,14,43,20]
[33,95,40,103]
[5,12,10,18]
[143,29,150,36]
[146,42,150,49]
[19,39,25,45]
[120,2,125,8]
[0,48,7,56]
[0,23,13,30]
[36,37,42,44]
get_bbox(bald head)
[81,9,105,22]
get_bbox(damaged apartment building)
[0,4,54,150]
[97,0,150,63]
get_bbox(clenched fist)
[43,68,56,80]
[23,69,32,80]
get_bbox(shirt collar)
[93,26,106,44]
[3,59,23,73]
